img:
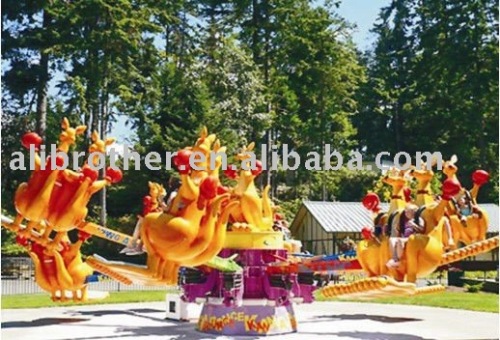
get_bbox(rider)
[456,195,481,227]
[387,204,425,268]
[120,180,178,256]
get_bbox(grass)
[1,290,170,309]
[2,289,498,313]
[317,290,499,313]
[463,271,498,280]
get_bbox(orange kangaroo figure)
[409,162,442,231]
[141,129,235,283]
[443,155,489,204]
[14,118,86,237]
[357,180,460,283]
[381,168,409,237]
[27,231,100,302]
[442,154,467,210]
[228,142,273,232]
[409,161,456,249]
[441,155,489,245]
[44,131,118,248]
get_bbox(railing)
[1,257,165,295]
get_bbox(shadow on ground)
[67,308,163,317]
[303,331,432,340]
[60,308,220,340]
[313,314,421,323]
[2,318,89,328]
[55,323,224,340]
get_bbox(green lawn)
[2,289,498,313]
[317,291,499,313]
[1,290,168,309]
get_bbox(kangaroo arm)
[28,252,53,292]
[89,179,109,195]
[34,153,42,171]
[469,184,479,203]
[262,185,273,218]
[53,251,75,288]
[183,201,238,267]
[61,169,81,183]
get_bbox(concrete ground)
[1,301,498,340]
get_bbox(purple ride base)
[197,303,297,336]
[182,248,315,336]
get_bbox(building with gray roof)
[290,201,499,259]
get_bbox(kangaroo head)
[236,142,255,162]
[88,131,115,166]
[410,162,435,183]
[89,131,115,154]
[58,118,86,151]
[194,126,216,156]
[443,155,458,179]
[382,167,407,192]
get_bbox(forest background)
[2,0,498,257]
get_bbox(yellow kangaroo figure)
[141,128,233,282]
[409,163,440,227]
[357,180,460,283]
[441,155,489,246]
[229,142,273,231]
[381,168,409,237]
[43,131,117,249]
[28,232,100,302]
[14,118,86,237]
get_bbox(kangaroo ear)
[207,134,216,143]
[199,126,208,139]
[213,139,221,152]
[430,155,438,168]
[105,138,116,146]
[91,131,99,142]
[76,125,87,135]
[387,167,397,176]
[403,169,413,180]
[247,142,255,151]
[450,155,458,165]
[61,118,69,130]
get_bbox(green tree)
[1,0,59,139]
[356,0,498,202]
[200,33,269,151]
[354,0,417,157]
[410,0,498,202]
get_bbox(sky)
[336,0,390,49]
[111,0,392,143]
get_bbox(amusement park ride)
[2,118,499,336]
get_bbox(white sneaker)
[448,238,455,247]
[120,247,134,254]
[386,259,400,268]
[126,247,145,256]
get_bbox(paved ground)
[2,301,498,340]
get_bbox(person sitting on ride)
[120,181,173,256]
[456,195,481,227]
[164,178,180,212]
[387,203,425,268]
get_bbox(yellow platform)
[224,230,284,249]
[316,276,445,300]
